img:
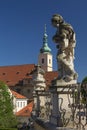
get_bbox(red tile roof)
[45,71,58,86]
[0,64,35,86]
[16,101,34,117]
[0,64,58,87]
[11,90,27,99]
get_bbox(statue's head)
[51,14,64,27]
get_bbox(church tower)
[38,25,53,72]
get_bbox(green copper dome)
[40,24,51,53]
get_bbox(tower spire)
[44,24,47,34]
[38,24,53,72]
[43,24,48,45]
[40,24,51,53]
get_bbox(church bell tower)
[38,25,53,72]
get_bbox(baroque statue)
[51,14,78,84]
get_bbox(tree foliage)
[81,76,87,104]
[0,81,17,128]
[82,76,87,84]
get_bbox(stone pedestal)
[50,79,78,127]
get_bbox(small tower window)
[42,58,44,64]
[49,59,51,64]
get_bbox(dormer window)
[26,73,29,76]
[16,72,20,74]
[6,80,10,83]
[3,73,6,75]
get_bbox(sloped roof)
[0,64,35,86]
[11,90,27,99]
[0,64,58,87]
[16,101,34,117]
[45,71,58,86]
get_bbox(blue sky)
[0,0,87,82]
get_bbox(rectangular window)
[23,102,25,107]
[20,102,22,107]
[42,58,44,64]
[49,59,51,64]
[17,102,19,107]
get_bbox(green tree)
[81,76,87,104]
[82,76,87,84]
[0,81,17,128]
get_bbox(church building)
[0,26,58,122]
[0,25,57,100]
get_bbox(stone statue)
[51,14,78,83]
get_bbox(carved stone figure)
[51,14,78,83]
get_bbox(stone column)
[50,87,62,126]
[36,92,40,117]
[31,65,46,118]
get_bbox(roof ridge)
[0,63,35,68]
[11,90,27,99]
